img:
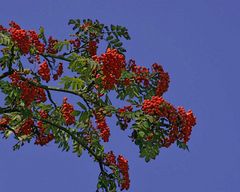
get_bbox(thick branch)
[41,53,72,62]
[27,79,83,97]
[25,78,97,108]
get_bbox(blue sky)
[0,0,240,191]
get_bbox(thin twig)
[45,89,57,108]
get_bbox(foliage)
[0,19,196,192]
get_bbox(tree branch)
[0,106,19,114]
[0,71,12,80]
[45,89,57,108]
[24,77,98,109]
[41,53,72,62]
[32,115,111,183]
[33,116,104,162]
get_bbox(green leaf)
[77,102,87,111]
[0,33,11,46]
[132,86,140,97]
[110,25,116,31]
[118,47,126,53]
[110,39,119,44]
[73,141,83,157]
[177,140,189,151]
[106,35,114,41]
[138,131,145,138]
[79,111,90,122]
[147,116,155,123]
[59,76,84,91]
[68,19,76,25]
[72,110,81,116]
[143,121,149,128]
[114,42,123,47]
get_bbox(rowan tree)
[0,19,196,192]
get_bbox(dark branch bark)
[41,53,72,62]
[0,71,12,80]
[0,107,19,114]
[45,89,57,108]
[25,77,98,109]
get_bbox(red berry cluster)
[38,61,50,82]
[142,96,179,146]
[8,21,45,54]
[53,63,63,80]
[18,118,34,135]
[105,151,130,190]
[152,63,170,96]
[35,121,54,146]
[142,96,196,147]
[39,109,48,119]
[105,151,117,165]
[118,105,133,114]
[87,40,98,56]
[69,39,81,49]
[142,96,171,116]
[9,72,47,107]
[129,59,150,87]
[117,105,133,130]
[0,25,7,31]
[28,30,45,54]
[9,27,30,54]
[118,155,130,190]
[81,22,92,30]
[177,107,196,143]
[123,78,131,86]
[93,48,126,90]
[122,61,169,96]
[0,116,10,131]
[46,36,58,54]
[94,110,110,142]
[61,97,75,126]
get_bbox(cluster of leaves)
[0,19,196,192]
[68,19,130,54]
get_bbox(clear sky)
[0,0,240,191]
